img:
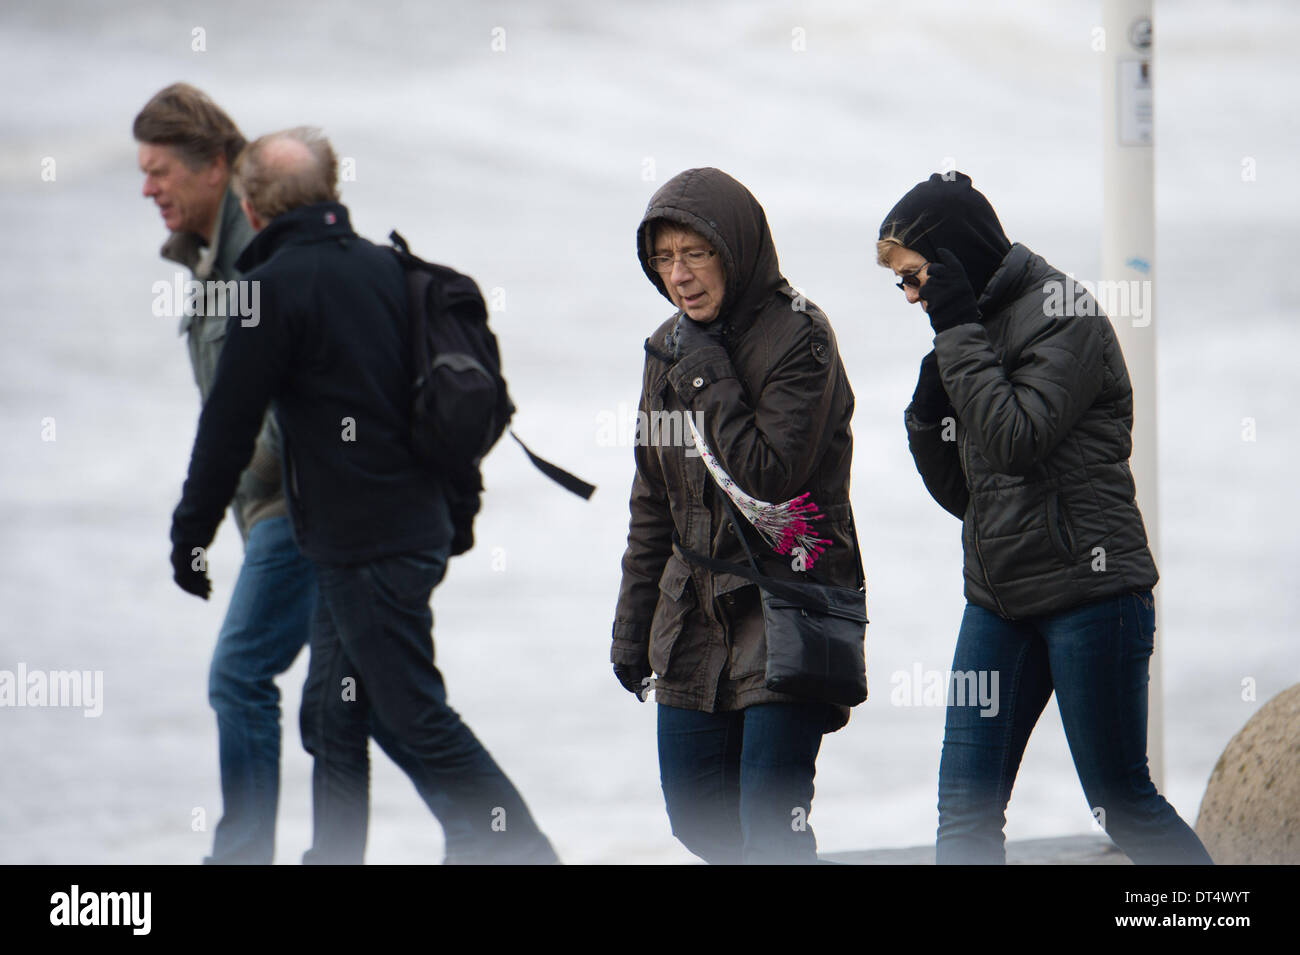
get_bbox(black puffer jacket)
[906,242,1158,619]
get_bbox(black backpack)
[389,230,594,555]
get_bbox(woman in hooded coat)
[879,171,1212,864]
[611,167,862,864]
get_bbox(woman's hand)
[614,660,654,701]
[911,350,955,424]
[919,248,982,334]
[673,314,724,360]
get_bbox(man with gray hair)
[170,127,557,863]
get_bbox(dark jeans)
[300,546,557,864]
[657,701,828,864]
[205,515,476,864]
[936,590,1213,865]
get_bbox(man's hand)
[919,248,982,334]
[911,350,956,424]
[673,314,724,361]
[613,661,654,702]
[170,542,212,600]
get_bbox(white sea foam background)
[0,0,1297,864]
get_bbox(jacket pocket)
[649,555,695,678]
[1044,490,1076,564]
[725,596,766,681]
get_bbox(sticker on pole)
[1117,59,1153,147]
[1128,16,1152,53]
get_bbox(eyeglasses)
[896,267,926,292]
[648,249,716,273]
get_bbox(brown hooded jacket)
[611,168,863,730]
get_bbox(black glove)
[919,248,982,334]
[672,314,724,361]
[171,542,212,600]
[613,661,654,702]
[911,350,955,424]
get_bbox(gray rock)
[1195,683,1300,864]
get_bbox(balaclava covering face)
[879,172,1011,296]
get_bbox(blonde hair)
[233,127,339,222]
[876,234,907,268]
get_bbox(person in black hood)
[612,168,862,863]
[878,172,1211,864]
[879,170,1012,301]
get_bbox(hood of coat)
[637,167,785,330]
[977,242,1037,314]
[879,171,1011,297]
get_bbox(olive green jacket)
[161,184,286,540]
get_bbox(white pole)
[1101,0,1161,787]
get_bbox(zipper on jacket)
[963,431,1010,618]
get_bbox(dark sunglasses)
[896,269,925,292]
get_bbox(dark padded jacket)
[611,168,861,730]
[906,242,1158,619]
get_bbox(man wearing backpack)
[169,126,558,864]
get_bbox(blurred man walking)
[169,127,557,863]
[135,84,309,864]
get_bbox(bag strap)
[673,489,866,614]
[509,432,596,500]
[672,533,832,609]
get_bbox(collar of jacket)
[160,184,243,277]
[235,200,355,273]
[977,242,1034,314]
[164,184,250,336]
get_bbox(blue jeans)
[657,701,828,864]
[206,516,313,864]
[936,591,1213,864]
[299,545,557,864]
